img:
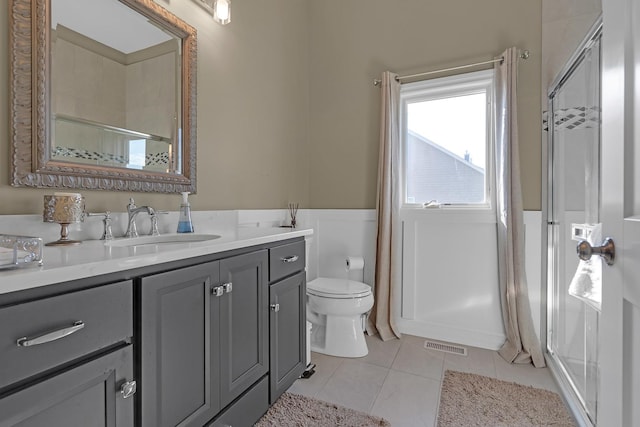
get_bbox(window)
[400,69,494,207]
[128,139,146,170]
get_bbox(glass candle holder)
[43,193,85,246]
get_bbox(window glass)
[128,139,146,170]
[401,70,493,206]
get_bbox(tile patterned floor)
[289,334,562,427]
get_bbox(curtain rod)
[373,50,530,87]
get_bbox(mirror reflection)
[9,0,196,192]
[51,0,181,173]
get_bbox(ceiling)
[51,0,174,54]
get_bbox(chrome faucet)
[87,211,114,240]
[125,198,158,238]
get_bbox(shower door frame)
[542,18,603,427]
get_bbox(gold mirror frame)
[9,0,197,193]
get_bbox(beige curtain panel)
[368,71,402,342]
[494,47,545,368]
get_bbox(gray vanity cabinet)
[218,250,269,407]
[139,250,269,427]
[139,261,220,427]
[0,236,306,427]
[0,281,134,427]
[268,240,307,403]
[0,346,134,426]
[269,270,306,403]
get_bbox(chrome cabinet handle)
[120,380,137,399]
[270,303,280,312]
[577,237,616,266]
[212,286,224,297]
[280,255,299,263]
[17,321,85,347]
[223,282,233,293]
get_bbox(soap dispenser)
[177,192,194,233]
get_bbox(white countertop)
[0,227,312,296]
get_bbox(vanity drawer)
[0,281,133,390]
[269,240,305,282]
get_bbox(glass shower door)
[547,28,601,425]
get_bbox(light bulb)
[214,0,231,25]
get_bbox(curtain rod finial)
[520,50,530,60]
[373,79,382,87]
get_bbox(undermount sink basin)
[106,234,221,247]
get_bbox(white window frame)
[399,69,495,211]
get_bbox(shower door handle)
[577,237,615,266]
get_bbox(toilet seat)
[307,278,372,299]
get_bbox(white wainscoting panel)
[399,210,543,350]
[398,209,504,349]
[294,209,542,351]
[304,210,377,287]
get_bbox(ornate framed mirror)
[9,0,197,193]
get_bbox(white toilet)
[306,277,374,358]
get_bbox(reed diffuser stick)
[288,203,299,228]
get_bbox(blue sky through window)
[128,139,146,169]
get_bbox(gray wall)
[0,0,311,214]
[0,0,543,214]
[308,0,542,210]
[542,0,601,94]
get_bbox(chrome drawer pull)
[280,255,299,263]
[212,286,224,297]
[223,282,233,293]
[17,320,85,347]
[270,303,280,312]
[120,380,137,399]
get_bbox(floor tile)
[288,352,344,398]
[358,333,402,368]
[391,334,445,380]
[288,336,573,426]
[492,352,560,392]
[315,359,389,413]
[443,345,497,378]
[371,369,441,427]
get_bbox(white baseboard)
[397,318,506,351]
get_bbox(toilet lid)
[307,278,372,299]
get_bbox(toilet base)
[310,315,369,358]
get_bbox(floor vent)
[424,340,467,356]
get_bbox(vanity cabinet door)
[0,345,134,427]
[218,250,269,407]
[140,261,220,427]
[269,271,306,403]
